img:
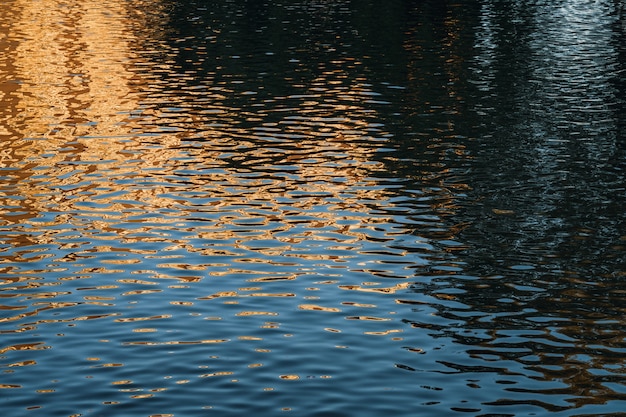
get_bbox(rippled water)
[1,1,625,416]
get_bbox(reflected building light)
[0,0,189,226]
[130,59,400,253]
[471,2,498,95]
[0,0,433,281]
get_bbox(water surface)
[1,1,626,416]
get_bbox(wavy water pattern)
[1,1,625,416]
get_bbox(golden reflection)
[279,374,300,380]
[169,301,193,306]
[199,371,234,378]
[364,329,403,336]
[2,1,440,410]
[198,291,239,300]
[114,315,171,322]
[118,279,158,285]
[198,291,295,300]
[247,292,295,297]
[0,304,27,311]
[0,0,188,230]
[131,394,153,399]
[345,316,391,322]
[342,301,376,308]
[112,379,132,384]
[339,282,412,294]
[5,360,37,367]
[298,304,342,313]
[0,300,112,325]
[123,339,229,346]
[235,311,278,316]
[92,363,123,368]
[0,342,49,354]
[247,276,297,283]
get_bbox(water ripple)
[1,0,626,416]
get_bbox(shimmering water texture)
[2,1,626,416]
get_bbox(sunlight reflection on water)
[1,0,626,416]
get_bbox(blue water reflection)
[1,0,625,416]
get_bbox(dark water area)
[1,0,626,416]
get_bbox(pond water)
[1,1,626,416]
